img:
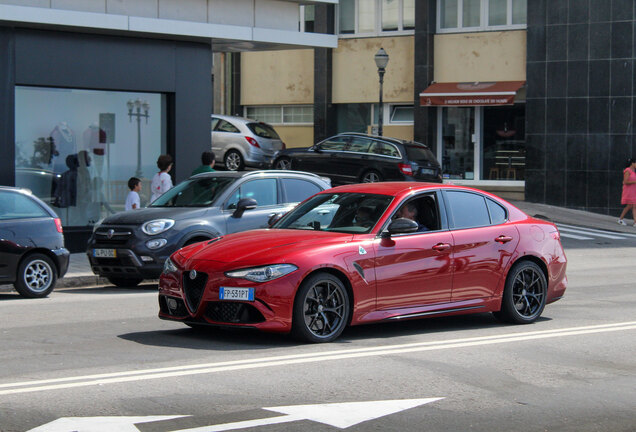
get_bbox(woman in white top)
[150,154,174,203]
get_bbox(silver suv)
[87,170,330,287]
[211,114,285,171]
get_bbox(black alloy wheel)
[361,170,382,183]
[274,157,291,170]
[108,277,143,288]
[14,253,57,298]
[494,261,547,324]
[292,272,350,343]
[224,150,245,171]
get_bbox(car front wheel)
[14,253,57,298]
[292,272,350,343]
[274,157,291,170]
[493,261,547,324]
[224,150,244,171]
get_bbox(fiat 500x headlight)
[142,219,175,235]
[225,264,298,283]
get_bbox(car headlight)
[146,238,167,249]
[225,264,298,283]
[163,257,178,275]
[142,219,175,235]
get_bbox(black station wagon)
[270,132,442,184]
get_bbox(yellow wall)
[332,36,414,104]
[366,126,414,141]
[275,126,314,148]
[241,50,314,105]
[434,30,526,83]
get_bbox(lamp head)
[374,47,389,70]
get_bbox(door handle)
[432,243,451,251]
[495,235,513,244]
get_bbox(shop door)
[440,107,476,180]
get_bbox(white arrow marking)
[172,398,444,431]
[27,415,188,432]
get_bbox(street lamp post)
[127,99,150,177]
[374,48,389,137]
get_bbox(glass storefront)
[438,104,525,182]
[15,86,166,227]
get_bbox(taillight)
[398,163,413,176]
[54,218,63,233]
[281,142,286,150]
[245,136,260,148]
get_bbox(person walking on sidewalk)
[618,158,636,226]
[150,154,173,203]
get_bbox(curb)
[57,275,110,288]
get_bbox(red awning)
[419,81,525,106]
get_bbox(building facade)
[0,0,336,251]
[229,0,634,215]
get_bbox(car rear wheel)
[108,277,143,288]
[493,261,547,324]
[292,272,350,343]
[224,150,244,171]
[274,157,291,170]
[361,170,382,183]
[14,253,57,298]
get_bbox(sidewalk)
[52,201,634,288]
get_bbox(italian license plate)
[219,287,254,301]
[420,168,435,175]
[93,248,116,258]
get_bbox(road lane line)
[556,223,636,238]
[1,321,635,396]
[556,227,627,240]
[558,232,594,240]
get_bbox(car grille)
[94,227,133,246]
[183,271,208,313]
[204,301,265,324]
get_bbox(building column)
[313,4,336,143]
[413,0,436,151]
[0,27,15,186]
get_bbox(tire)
[108,277,143,288]
[360,170,382,183]
[224,150,244,171]
[493,261,547,324]
[14,253,57,298]
[292,272,350,343]
[274,157,291,170]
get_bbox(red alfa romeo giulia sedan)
[158,182,567,343]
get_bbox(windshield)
[405,143,437,163]
[150,177,234,207]
[274,193,393,234]
[247,122,280,140]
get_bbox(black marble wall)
[413,0,437,150]
[314,5,337,143]
[526,0,635,215]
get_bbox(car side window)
[281,178,322,203]
[347,137,372,153]
[211,117,220,131]
[0,191,49,220]
[446,191,490,229]
[318,137,348,151]
[226,179,278,209]
[487,198,508,225]
[216,120,240,133]
[392,193,440,233]
[369,142,399,157]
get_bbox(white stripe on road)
[556,223,636,238]
[557,227,627,240]
[558,232,594,240]
[1,321,636,396]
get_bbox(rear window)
[405,144,436,162]
[0,191,50,220]
[247,122,280,139]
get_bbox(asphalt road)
[1,231,635,432]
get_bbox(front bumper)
[158,260,299,333]
[87,248,167,279]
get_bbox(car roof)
[0,185,32,194]
[329,132,430,149]
[211,114,261,125]
[190,170,329,183]
[325,181,504,198]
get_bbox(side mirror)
[232,198,258,218]
[312,144,322,153]
[268,212,284,227]
[381,218,419,238]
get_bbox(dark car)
[271,133,442,184]
[0,186,70,298]
[87,170,331,287]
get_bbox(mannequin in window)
[50,122,76,174]
[83,122,107,177]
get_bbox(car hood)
[179,229,353,264]
[101,207,209,225]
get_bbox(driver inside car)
[395,201,429,232]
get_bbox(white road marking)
[557,223,636,238]
[172,399,444,431]
[2,322,635,396]
[27,415,188,432]
[556,226,627,240]
[558,232,594,240]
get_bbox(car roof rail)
[243,170,326,181]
